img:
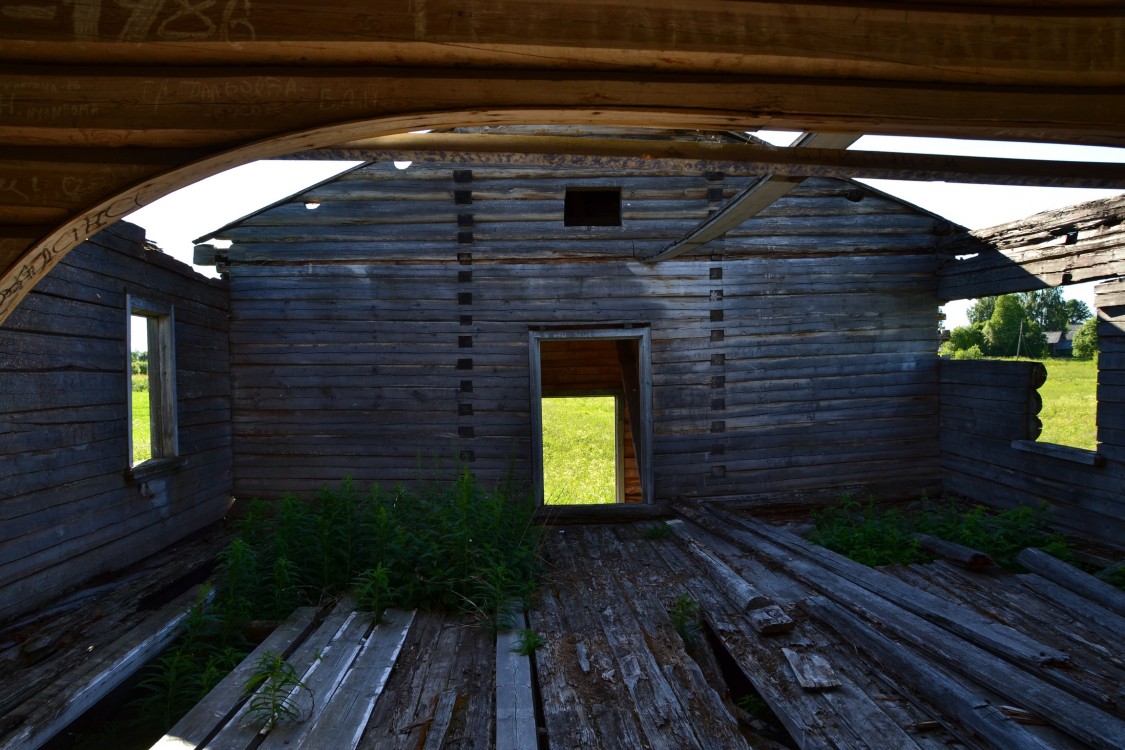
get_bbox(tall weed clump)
[810,495,1072,570]
[215,471,541,629]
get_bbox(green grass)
[1037,356,1099,450]
[542,396,617,505]
[131,374,151,463]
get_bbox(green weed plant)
[810,495,1072,570]
[243,650,311,731]
[667,594,702,645]
[222,471,541,628]
[74,472,539,748]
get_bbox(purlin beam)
[298,134,1125,189]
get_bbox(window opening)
[564,187,622,226]
[128,297,177,467]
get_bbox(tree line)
[941,289,1098,360]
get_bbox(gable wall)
[0,223,232,622]
[222,169,943,503]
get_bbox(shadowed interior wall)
[0,222,232,622]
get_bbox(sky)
[125,134,1125,332]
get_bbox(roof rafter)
[643,133,860,263]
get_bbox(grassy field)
[131,374,151,463]
[1036,356,1099,450]
[542,396,616,505]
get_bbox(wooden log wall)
[0,222,231,623]
[940,291,1125,546]
[220,163,943,504]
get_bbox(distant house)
[1045,322,1084,357]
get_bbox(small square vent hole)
[564,187,622,227]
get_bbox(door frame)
[529,327,654,506]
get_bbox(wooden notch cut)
[749,605,795,635]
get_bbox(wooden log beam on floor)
[1017,548,1125,619]
[911,534,995,569]
[803,597,1062,750]
[676,504,1125,749]
[645,521,921,749]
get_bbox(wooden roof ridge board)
[445,125,775,146]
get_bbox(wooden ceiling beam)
[644,133,860,263]
[0,2,1120,89]
[308,134,1125,189]
[4,68,1125,148]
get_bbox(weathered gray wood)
[1019,574,1125,648]
[495,618,539,750]
[748,605,796,635]
[4,586,209,750]
[648,520,916,750]
[803,596,1064,750]
[152,607,318,750]
[1017,548,1125,619]
[306,133,1125,189]
[781,648,842,691]
[258,611,376,749]
[666,520,770,611]
[359,610,494,750]
[939,194,1125,299]
[204,607,355,750]
[911,534,995,569]
[646,133,861,261]
[297,609,416,749]
[693,506,1072,668]
[679,506,1125,749]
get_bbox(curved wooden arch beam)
[0,107,762,324]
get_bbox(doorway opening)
[530,328,653,506]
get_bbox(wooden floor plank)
[153,606,318,750]
[259,611,376,749]
[5,585,210,750]
[204,607,354,750]
[358,611,494,750]
[495,615,538,750]
[578,525,751,750]
[299,609,417,750]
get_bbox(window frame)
[127,295,179,475]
